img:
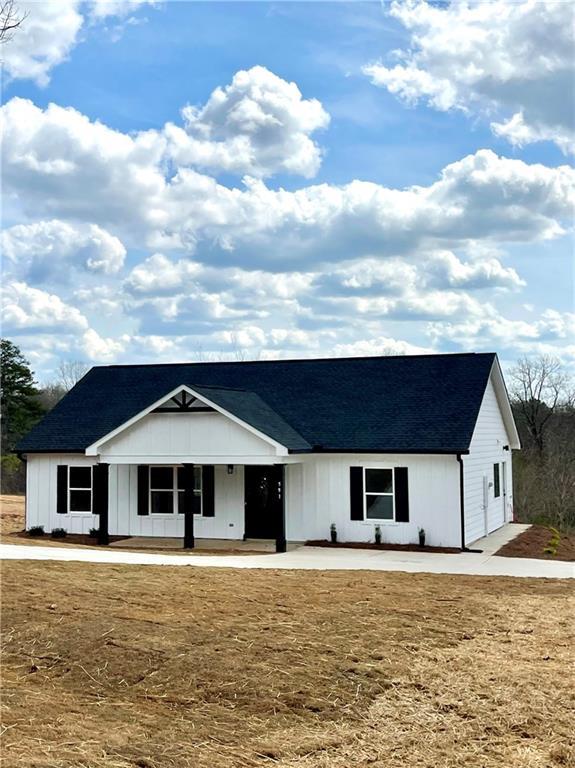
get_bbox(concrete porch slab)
[108,537,299,553]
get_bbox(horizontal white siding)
[287,453,461,548]
[463,376,513,545]
[100,412,275,459]
[25,454,99,534]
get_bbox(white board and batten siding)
[286,453,461,548]
[108,464,246,538]
[99,412,276,461]
[26,454,100,535]
[463,376,513,545]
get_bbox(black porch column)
[94,463,109,545]
[275,464,286,553]
[183,464,196,549]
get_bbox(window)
[149,466,202,515]
[69,466,93,513]
[364,468,394,520]
[493,463,500,498]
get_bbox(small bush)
[88,528,99,538]
[51,528,68,539]
[543,526,561,557]
[27,525,45,537]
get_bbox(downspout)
[457,453,466,551]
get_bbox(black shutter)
[93,464,108,516]
[202,465,215,517]
[394,467,409,522]
[56,465,68,514]
[350,466,364,520]
[137,465,149,515]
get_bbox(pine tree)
[1,339,45,454]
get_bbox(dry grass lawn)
[1,552,573,767]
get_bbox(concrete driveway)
[1,537,572,579]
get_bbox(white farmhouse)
[18,353,520,551]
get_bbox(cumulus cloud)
[422,251,524,292]
[167,66,330,178]
[364,0,574,153]
[2,97,572,266]
[331,336,432,357]
[2,1,83,86]
[428,309,575,360]
[81,328,126,361]
[2,1,157,86]
[2,281,89,333]
[2,220,126,282]
[88,0,156,19]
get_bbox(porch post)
[94,463,109,546]
[183,463,195,549]
[275,464,286,553]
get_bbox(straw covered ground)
[1,557,573,768]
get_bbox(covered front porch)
[82,383,309,552]
[94,461,294,553]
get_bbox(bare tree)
[1,0,27,44]
[56,360,90,391]
[509,355,571,453]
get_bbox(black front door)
[244,465,282,539]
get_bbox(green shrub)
[50,528,67,539]
[27,525,45,537]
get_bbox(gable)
[98,410,276,458]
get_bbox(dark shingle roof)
[17,353,496,454]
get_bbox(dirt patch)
[307,539,461,554]
[497,524,575,562]
[1,560,573,768]
[0,495,26,538]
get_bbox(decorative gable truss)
[153,390,215,413]
[85,384,290,459]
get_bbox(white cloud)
[2,220,126,281]
[2,281,89,333]
[331,336,432,357]
[2,1,83,86]
[125,253,202,294]
[2,1,158,86]
[423,251,524,292]
[168,66,330,178]
[81,328,126,361]
[3,95,572,266]
[428,309,575,360]
[364,0,574,153]
[88,0,156,20]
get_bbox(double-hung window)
[69,466,93,513]
[364,468,395,521]
[149,466,202,515]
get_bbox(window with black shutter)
[350,466,409,523]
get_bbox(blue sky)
[2,0,574,382]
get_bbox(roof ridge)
[95,351,496,371]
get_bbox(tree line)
[509,356,574,531]
[1,339,574,528]
[1,339,89,493]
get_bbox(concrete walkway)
[1,540,572,578]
